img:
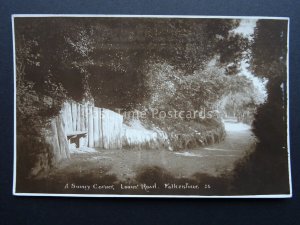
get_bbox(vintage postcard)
[13,15,292,197]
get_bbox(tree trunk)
[49,117,62,163]
[56,115,70,159]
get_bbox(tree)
[16,18,248,111]
[232,19,289,194]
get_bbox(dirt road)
[51,121,256,182]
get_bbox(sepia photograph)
[13,15,291,197]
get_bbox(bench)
[66,131,87,148]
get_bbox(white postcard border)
[12,14,292,198]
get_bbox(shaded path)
[51,120,256,181]
[172,120,256,177]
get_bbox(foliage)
[139,58,260,150]
[250,20,288,80]
[143,58,262,118]
[232,19,289,194]
[15,18,249,111]
[15,17,261,157]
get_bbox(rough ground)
[50,120,256,181]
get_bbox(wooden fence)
[60,101,123,149]
[45,101,123,163]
